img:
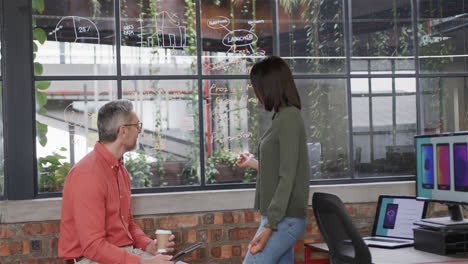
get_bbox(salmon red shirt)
[58,142,152,264]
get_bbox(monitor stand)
[422,204,468,226]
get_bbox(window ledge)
[0,181,415,223]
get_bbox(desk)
[305,243,468,264]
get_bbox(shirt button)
[121,216,124,218]
[120,195,123,199]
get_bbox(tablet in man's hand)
[170,242,202,261]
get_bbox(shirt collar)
[94,142,123,170]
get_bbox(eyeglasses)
[122,121,143,132]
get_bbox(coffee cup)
[155,229,172,253]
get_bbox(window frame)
[5,0,468,200]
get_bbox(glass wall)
[8,0,465,195]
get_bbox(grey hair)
[97,99,134,142]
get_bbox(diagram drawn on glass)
[135,11,187,49]
[207,16,263,54]
[49,16,100,44]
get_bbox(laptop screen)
[373,196,427,239]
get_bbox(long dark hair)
[249,56,301,112]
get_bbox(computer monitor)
[415,132,468,226]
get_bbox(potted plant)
[38,147,72,192]
[124,150,152,188]
[206,150,243,183]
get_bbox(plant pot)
[150,161,185,186]
[213,165,244,183]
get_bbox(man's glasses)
[122,121,143,132]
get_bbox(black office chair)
[313,192,372,264]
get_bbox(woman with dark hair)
[237,56,309,263]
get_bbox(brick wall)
[0,202,447,264]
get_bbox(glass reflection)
[279,0,345,73]
[352,78,416,177]
[296,79,349,179]
[120,0,197,75]
[36,81,117,193]
[418,0,468,73]
[204,79,261,184]
[201,0,272,75]
[352,0,414,73]
[33,0,116,75]
[123,80,200,187]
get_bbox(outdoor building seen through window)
[30,0,468,193]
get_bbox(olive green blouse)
[254,106,310,230]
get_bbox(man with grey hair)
[59,99,175,264]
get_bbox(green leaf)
[32,0,45,13]
[39,106,47,115]
[36,81,50,90]
[36,121,48,147]
[34,63,43,75]
[36,91,47,106]
[33,28,46,44]
[33,41,38,53]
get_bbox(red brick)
[305,221,320,236]
[185,230,197,243]
[27,259,38,264]
[0,242,10,257]
[228,227,257,240]
[10,241,23,255]
[243,212,255,223]
[357,204,376,217]
[203,214,214,225]
[41,223,59,235]
[223,213,234,224]
[0,225,15,239]
[214,214,223,225]
[159,215,198,228]
[210,246,221,258]
[294,239,305,253]
[23,241,31,255]
[232,245,242,257]
[221,245,232,258]
[49,238,58,253]
[23,224,42,235]
[208,229,222,242]
[143,218,155,231]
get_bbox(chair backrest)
[313,192,372,264]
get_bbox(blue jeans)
[243,215,307,264]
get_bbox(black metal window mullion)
[272,0,280,56]
[195,0,206,187]
[3,0,36,200]
[368,60,374,163]
[344,0,354,178]
[392,59,397,147]
[411,0,421,135]
[115,0,122,98]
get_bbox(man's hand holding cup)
[146,229,175,255]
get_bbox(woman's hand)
[236,152,259,170]
[146,234,176,255]
[249,228,272,254]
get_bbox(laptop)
[362,195,428,249]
